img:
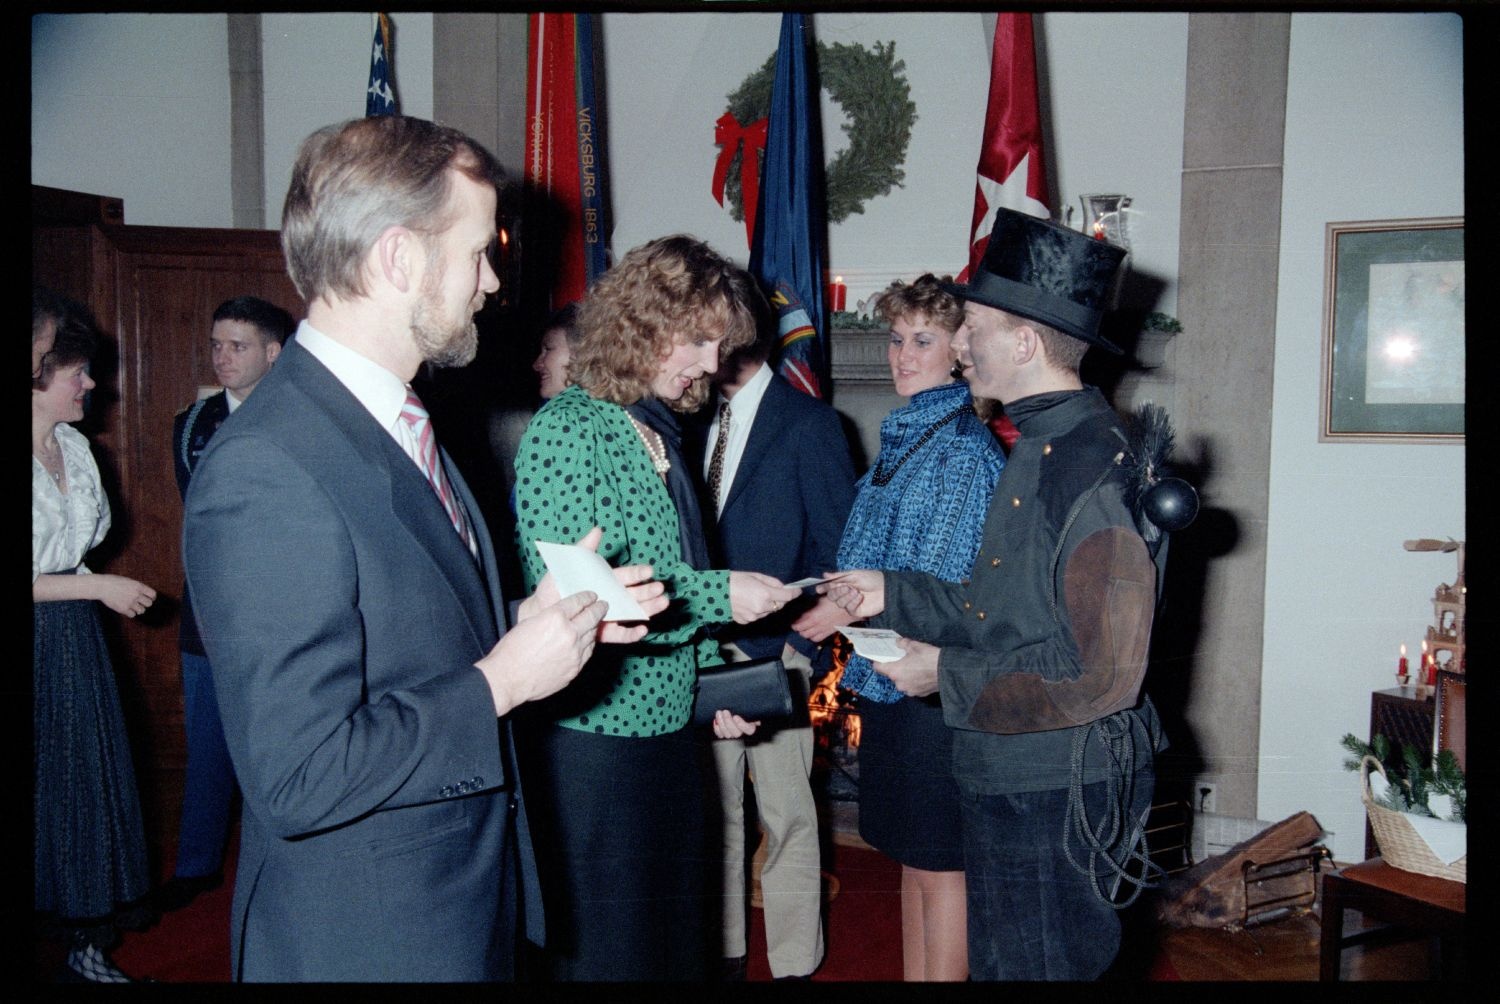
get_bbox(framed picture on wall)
[1320,217,1464,443]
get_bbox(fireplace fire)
[809,637,861,746]
[809,636,861,801]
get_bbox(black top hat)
[943,208,1129,354]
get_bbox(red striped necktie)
[399,389,477,557]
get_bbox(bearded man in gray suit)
[184,115,666,982]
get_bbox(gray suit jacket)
[184,340,541,981]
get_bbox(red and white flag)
[960,13,1050,281]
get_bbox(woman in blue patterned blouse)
[796,274,1005,981]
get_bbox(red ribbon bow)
[712,112,769,249]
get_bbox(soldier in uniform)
[159,296,293,912]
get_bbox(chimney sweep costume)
[873,209,1194,979]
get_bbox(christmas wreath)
[719,40,916,225]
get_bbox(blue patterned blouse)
[836,380,1006,701]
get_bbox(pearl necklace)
[628,416,671,476]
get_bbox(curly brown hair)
[873,273,964,334]
[571,235,757,412]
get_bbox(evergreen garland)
[1341,732,1466,822]
[722,40,917,225]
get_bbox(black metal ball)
[1141,477,1199,531]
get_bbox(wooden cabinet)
[1365,687,1436,859]
[34,220,304,856]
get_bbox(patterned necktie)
[399,389,477,557]
[707,400,732,515]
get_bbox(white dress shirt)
[703,361,773,517]
[292,321,425,469]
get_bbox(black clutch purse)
[690,657,794,727]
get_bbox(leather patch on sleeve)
[967,525,1155,734]
[1060,526,1155,721]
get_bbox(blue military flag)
[749,13,828,400]
[366,14,397,117]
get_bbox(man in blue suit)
[696,275,856,980]
[183,115,665,982]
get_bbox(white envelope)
[837,626,907,663]
[534,540,649,621]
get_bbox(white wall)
[31,13,433,230]
[604,11,1185,316]
[1259,13,1464,862]
[33,12,1179,313]
[1043,12,1185,315]
[32,14,234,228]
[261,13,433,229]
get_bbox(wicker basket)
[1360,755,1466,883]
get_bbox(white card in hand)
[534,540,649,621]
[838,626,907,663]
[785,572,853,590]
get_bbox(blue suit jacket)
[184,340,541,981]
[173,390,230,655]
[695,372,856,661]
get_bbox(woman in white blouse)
[32,293,157,984]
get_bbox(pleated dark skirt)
[34,599,150,922]
[519,719,715,981]
[856,695,966,872]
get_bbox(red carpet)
[748,839,903,981]
[40,829,1169,982]
[38,830,905,983]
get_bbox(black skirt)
[33,599,150,922]
[855,694,965,871]
[517,718,718,981]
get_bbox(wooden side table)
[1319,858,1465,980]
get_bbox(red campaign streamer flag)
[526,13,612,310]
[960,13,1051,282]
[711,112,769,251]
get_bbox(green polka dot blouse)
[514,385,731,737]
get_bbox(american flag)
[365,13,396,117]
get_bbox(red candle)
[1397,643,1408,679]
[1092,220,1107,241]
[827,276,847,312]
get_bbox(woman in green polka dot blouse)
[513,235,800,981]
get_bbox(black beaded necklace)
[870,404,970,486]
